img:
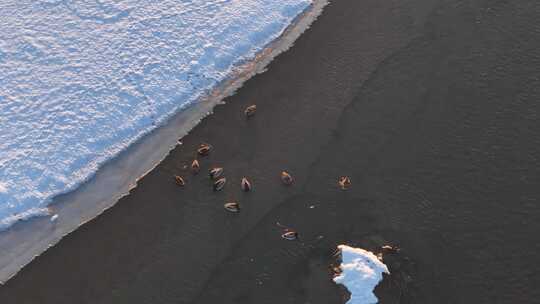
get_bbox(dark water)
[1,0,539,303]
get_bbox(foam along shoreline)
[333,245,390,304]
[0,0,328,284]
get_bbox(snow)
[0,0,312,230]
[333,245,390,304]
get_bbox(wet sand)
[2,0,540,303]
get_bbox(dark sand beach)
[2,0,540,303]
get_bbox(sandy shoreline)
[0,0,328,284]
[2,0,540,303]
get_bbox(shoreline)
[1,0,539,303]
[0,0,328,284]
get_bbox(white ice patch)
[333,245,390,304]
[0,0,312,230]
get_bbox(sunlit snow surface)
[0,0,311,230]
[333,245,390,304]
